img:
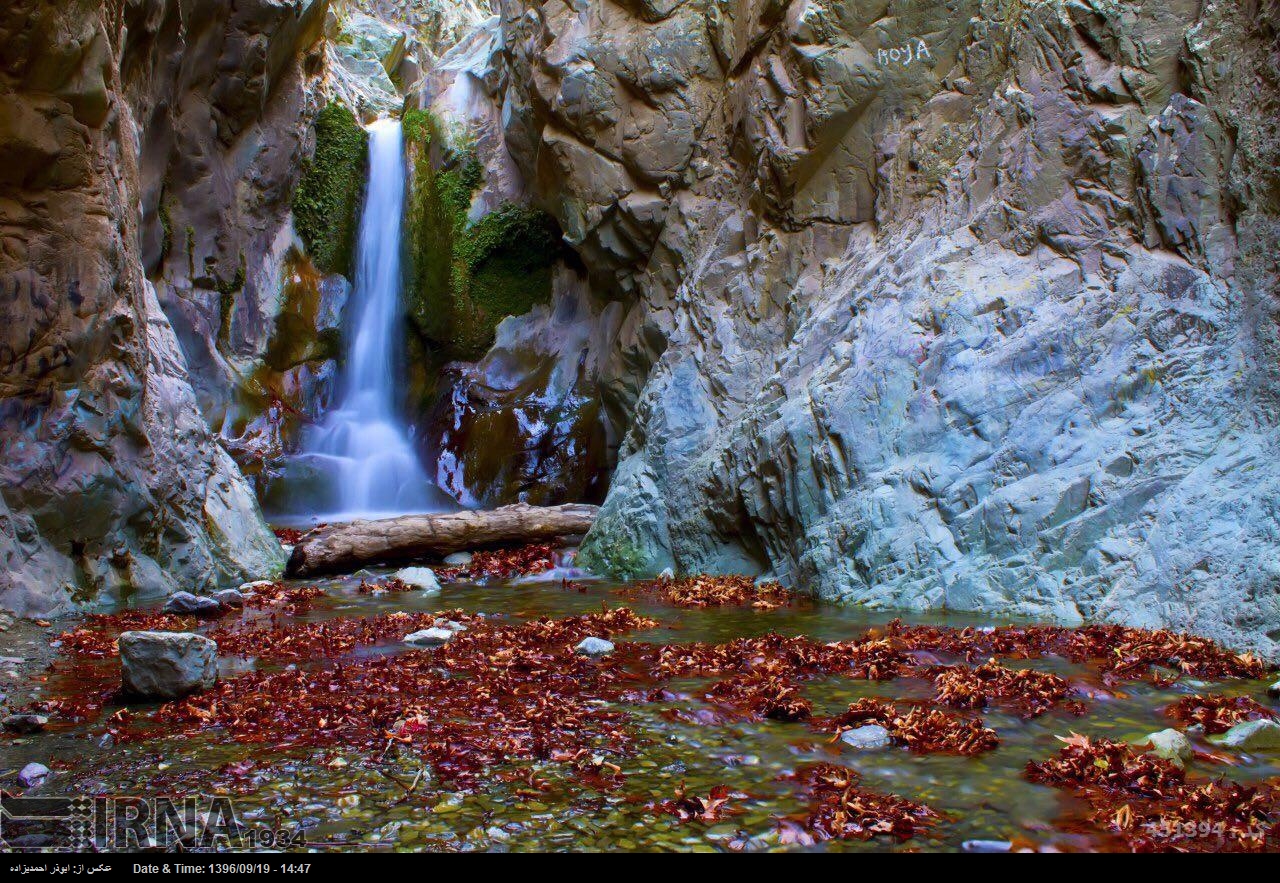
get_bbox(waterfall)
[287,118,454,522]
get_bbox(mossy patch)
[402,109,562,362]
[293,102,368,277]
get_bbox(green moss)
[293,102,368,277]
[577,532,651,581]
[402,109,562,362]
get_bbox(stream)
[4,566,1277,853]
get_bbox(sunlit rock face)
[479,0,1280,657]
[0,0,328,614]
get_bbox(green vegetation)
[577,532,652,581]
[293,102,368,277]
[402,108,561,361]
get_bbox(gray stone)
[1145,728,1194,766]
[574,637,615,657]
[213,589,244,608]
[1221,719,1280,751]
[838,725,892,751]
[3,713,47,734]
[17,762,49,788]
[162,592,223,617]
[119,631,218,700]
[393,567,442,594]
[962,840,1013,853]
[443,552,473,566]
[403,628,454,647]
[657,567,675,581]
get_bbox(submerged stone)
[120,631,218,700]
[839,724,892,750]
[3,713,48,734]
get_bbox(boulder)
[119,631,218,700]
[17,762,50,788]
[393,567,442,593]
[574,637,614,657]
[1145,728,1194,766]
[213,589,245,608]
[839,725,892,750]
[443,551,473,566]
[1221,719,1280,750]
[3,713,48,734]
[162,592,223,617]
[404,627,454,647]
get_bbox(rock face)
[463,0,1280,658]
[0,0,322,617]
[119,630,218,700]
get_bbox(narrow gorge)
[2,0,1280,855]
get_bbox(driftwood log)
[286,503,600,577]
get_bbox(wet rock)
[18,762,49,788]
[1145,729,1194,766]
[119,631,218,700]
[443,552,473,566]
[962,840,1012,853]
[393,567,442,593]
[434,619,467,633]
[1221,719,1280,750]
[1267,680,1280,700]
[575,637,615,657]
[657,567,675,581]
[3,714,48,734]
[404,628,454,647]
[162,592,223,617]
[213,589,245,608]
[839,725,892,751]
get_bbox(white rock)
[393,567,442,593]
[18,762,49,788]
[656,567,675,581]
[443,552,473,566]
[162,591,222,617]
[403,628,454,647]
[839,725,892,750]
[1145,728,1193,766]
[238,579,275,593]
[575,637,615,657]
[120,631,218,700]
[1222,719,1280,750]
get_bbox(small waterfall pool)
[275,118,455,524]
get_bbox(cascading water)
[282,118,454,521]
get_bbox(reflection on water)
[11,576,1279,853]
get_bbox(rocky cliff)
[0,0,333,615]
[459,0,1280,657]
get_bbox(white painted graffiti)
[877,40,932,67]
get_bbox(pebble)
[839,724,892,750]
[18,762,50,788]
[575,637,615,657]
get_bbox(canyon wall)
[482,0,1280,656]
[0,0,333,614]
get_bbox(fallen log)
[286,503,600,577]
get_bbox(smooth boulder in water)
[394,567,442,593]
[1222,719,1280,750]
[840,725,892,750]
[575,637,614,657]
[162,591,223,617]
[120,631,218,700]
[1145,728,1193,766]
[404,627,454,647]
